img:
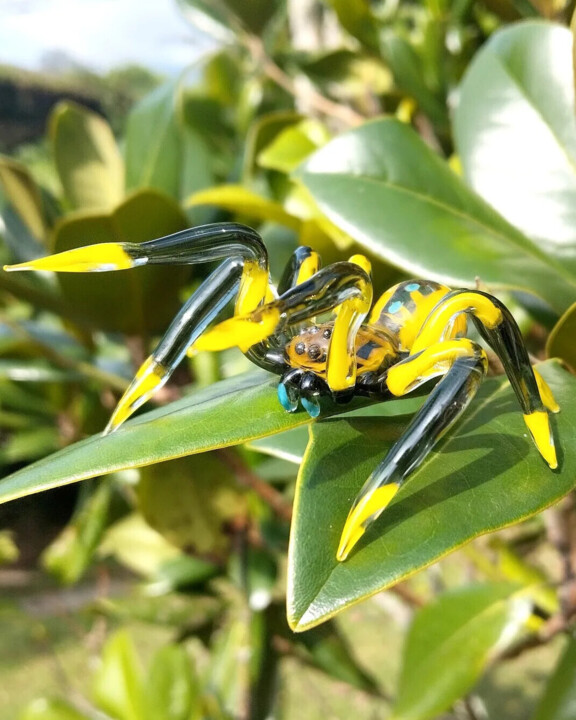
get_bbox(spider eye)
[295,342,306,355]
[323,328,332,339]
[308,344,322,360]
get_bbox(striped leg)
[411,290,559,468]
[4,224,273,432]
[337,339,487,561]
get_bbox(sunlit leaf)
[288,362,575,630]
[145,645,200,720]
[93,631,144,720]
[296,118,576,313]
[391,583,530,720]
[454,22,576,269]
[187,184,301,231]
[20,698,89,720]
[49,102,124,211]
[0,371,310,505]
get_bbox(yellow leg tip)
[534,370,560,414]
[523,411,557,469]
[4,244,135,274]
[104,357,168,434]
[337,483,400,561]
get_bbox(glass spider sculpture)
[5,222,559,561]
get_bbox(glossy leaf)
[532,635,576,720]
[187,184,301,231]
[547,301,576,370]
[52,190,189,334]
[296,118,576,314]
[288,362,575,630]
[0,156,47,241]
[0,371,310,505]
[49,102,124,211]
[391,583,530,720]
[455,22,576,266]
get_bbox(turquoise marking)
[388,300,403,314]
[405,282,420,292]
[278,383,297,412]
[302,396,321,418]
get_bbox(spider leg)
[410,289,559,467]
[338,339,487,561]
[4,223,276,432]
[193,260,373,392]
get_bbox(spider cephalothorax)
[5,223,559,561]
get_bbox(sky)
[0,0,217,75]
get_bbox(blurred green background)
[2,1,576,719]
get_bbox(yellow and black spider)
[4,223,559,561]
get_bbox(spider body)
[4,223,559,562]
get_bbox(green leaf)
[0,156,48,241]
[138,454,247,556]
[145,645,200,720]
[325,0,380,52]
[125,81,207,203]
[186,184,302,231]
[49,102,124,211]
[0,371,310,505]
[257,120,330,174]
[391,583,530,720]
[19,698,89,720]
[547,301,576,370]
[532,635,576,720]
[99,513,181,578]
[454,22,576,268]
[296,118,576,313]
[288,361,575,630]
[380,33,448,127]
[42,480,113,584]
[52,189,189,334]
[248,426,309,463]
[93,630,144,720]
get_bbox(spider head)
[285,324,332,375]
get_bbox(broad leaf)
[125,81,191,201]
[52,190,189,334]
[532,635,576,720]
[288,361,575,630]
[454,22,576,266]
[391,583,530,720]
[49,102,124,211]
[296,118,576,314]
[0,371,310,505]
